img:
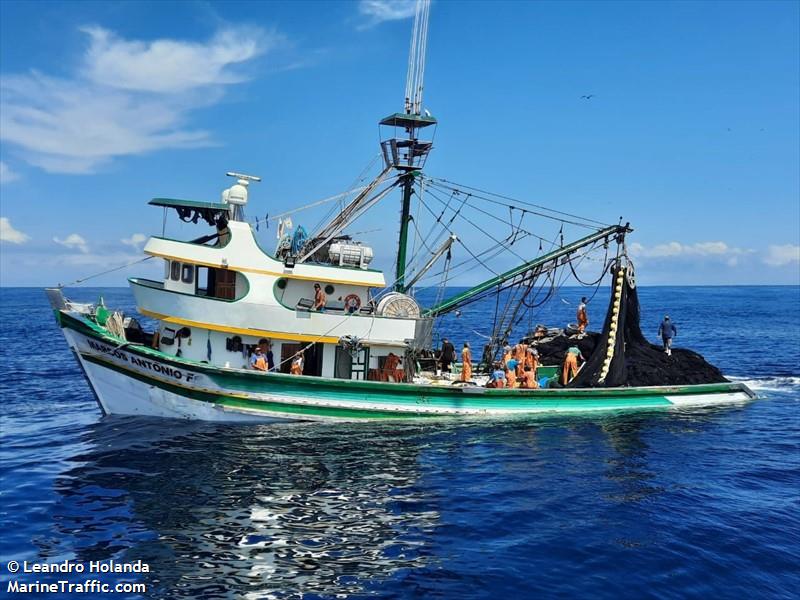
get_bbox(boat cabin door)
[280,342,323,376]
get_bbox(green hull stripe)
[57,310,752,418]
[81,354,440,419]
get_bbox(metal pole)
[395,172,414,293]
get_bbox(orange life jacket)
[506,370,517,388]
[254,356,267,371]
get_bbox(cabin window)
[170,261,181,281]
[164,260,170,279]
[181,264,194,284]
[197,266,210,296]
[325,284,335,295]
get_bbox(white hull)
[58,316,756,423]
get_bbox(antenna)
[404,0,431,115]
[226,171,261,183]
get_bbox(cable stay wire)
[423,175,612,228]
[60,256,154,288]
[423,186,531,265]
[426,178,602,231]
[423,184,563,250]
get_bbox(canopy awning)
[149,198,228,211]
[379,112,437,129]
[149,198,228,226]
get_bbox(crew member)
[658,315,677,356]
[487,362,506,388]
[506,359,518,388]
[257,339,275,371]
[461,342,472,382]
[384,352,403,382]
[514,342,526,362]
[525,347,539,372]
[250,347,268,372]
[290,351,304,375]
[266,345,275,371]
[520,367,539,389]
[313,284,327,311]
[562,346,584,385]
[501,345,513,367]
[440,337,455,377]
[577,296,589,335]
[216,217,230,246]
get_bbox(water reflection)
[41,407,750,598]
[49,419,439,598]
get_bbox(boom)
[423,224,631,317]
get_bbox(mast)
[380,0,435,293]
[396,174,414,293]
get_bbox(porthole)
[276,278,288,289]
[324,284,335,295]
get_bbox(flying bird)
[580,94,596,100]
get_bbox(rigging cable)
[60,256,154,288]
[425,176,611,227]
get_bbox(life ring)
[344,294,362,313]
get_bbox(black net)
[531,265,728,387]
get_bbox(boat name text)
[87,340,196,381]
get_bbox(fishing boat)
[47,1,754,421]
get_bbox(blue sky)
[1,0,798,287]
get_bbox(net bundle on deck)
[532,266,727,387]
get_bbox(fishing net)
[532,266,727,387]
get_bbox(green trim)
[149,234,231,250]
[270,278,376,319]
[395,175,413,292]
[81,354,438,420]
[58,311,752,410]
[149,198,229,211]
[380,113,438,128]
[130,275,250,303]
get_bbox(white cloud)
[0,25,277,174]
[629,241,753,263]
[81,26,270,94]
[53,233,89,253]
[121,233,148,250]
[763,244,800,267]
[0,162,19,184]
[0,217,29,244]
[359,0,417,26]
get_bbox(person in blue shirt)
[250,347,268,371]
[487,362,507,388]
[658,315,677,356]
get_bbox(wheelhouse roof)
[149,198,229,211]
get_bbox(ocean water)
[1,285,799,599]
